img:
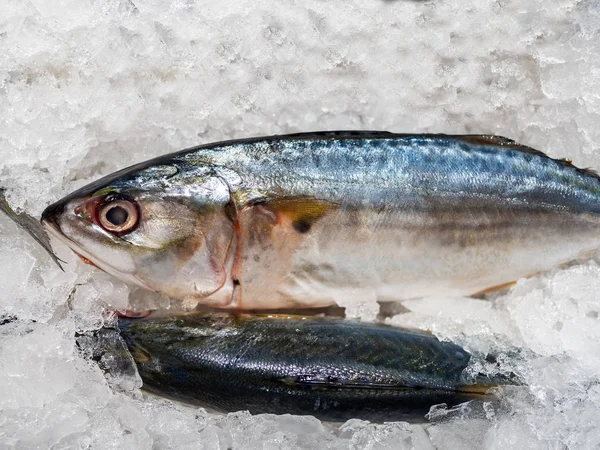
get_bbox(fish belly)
[234,207,600,309]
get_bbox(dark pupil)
[106,205,128,226]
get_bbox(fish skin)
[41,132,600,310]
[118,313,513,422]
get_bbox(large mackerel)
[41,131,600,310]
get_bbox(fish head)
[41,162,236,306]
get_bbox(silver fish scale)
[176,135,600,213]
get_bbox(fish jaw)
[41,216,155,292]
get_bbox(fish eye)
[97,197,139,234]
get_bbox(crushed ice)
[2,0,600,448]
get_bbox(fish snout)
[41,200,66,229]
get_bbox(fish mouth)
[41,200,66,227]
[41,218,155,292]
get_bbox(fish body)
[42,132,600,309]
[119,313,508,421]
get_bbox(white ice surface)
[2,0,600,448]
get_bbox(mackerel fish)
[41,131,600,310]
[114,313,513,422]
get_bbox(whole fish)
[41,131,600,310]
[118,313,510,422]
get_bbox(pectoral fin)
[230,197,338,309]
[262,197,338,234]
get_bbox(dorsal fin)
[453,135,600,179]
[453,135,547,157]
[281,133,599,180]
[184,131,600,180]
[277,130,396,141]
